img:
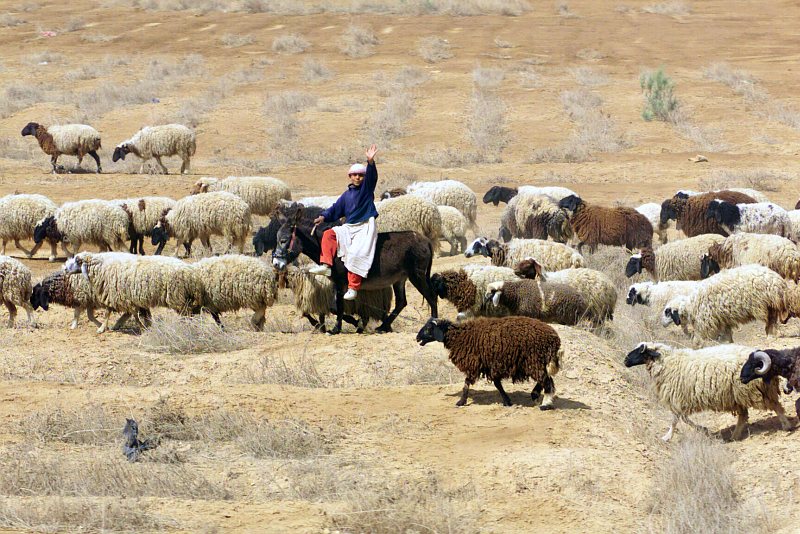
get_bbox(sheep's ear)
[533,261,543,278]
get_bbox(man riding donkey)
[309,144,380,300]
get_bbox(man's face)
[349,172,365,187]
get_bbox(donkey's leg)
[328,285,345,335]
[408,269,438,319]
[377,281,407,333]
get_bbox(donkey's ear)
[275,211,289,224]
[292,206,304,223]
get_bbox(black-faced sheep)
[33,199,129,257]
[625,234,725,281]
[430,264,519,320]
[0,193,59,261]
[485,279,591,326]
[30,270,100,330]
[416,317,561,408]
[741,348,800,420]
[705,200,790,237]
[482,185,578,206]
[500,194,572,243]
[659,190,756,237]
[465,237,585,271]
[559,195,652,253]
[112,124,196,175]
[626,342,790,441]
[112,196,176,255]
[21,122,102,173]
[701,233,800,282]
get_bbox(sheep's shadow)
[726,415,799,441]
[446,388,591,410]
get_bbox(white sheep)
[405,180,478,233]
[63,252,201,333]
[296,196,340,209]
[702,232,800,282]
[626,281,705,315]
[625,234,726,281]
[376,195,443,253]
[786,209,800,243]
[111,196,177,255]
[151,191,252,257]
[635,202,669,244]
[625,342,790,441]
[191,176,291,216]
[661,264,788,344]
[192,255,277,330]
[465,237,585,271]
[0,194,59,260]
[21,122,102,173]
[0,256,35,328]
[460,263,520,319]
[707,200,790,237]
[34,199,129,257]
[112,124,196,174]
[517,185,578,202]
[437,206,468,255]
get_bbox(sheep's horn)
[753,351,771,375]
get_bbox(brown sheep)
[485,279,592,326]
[380,187,407,199]
[659,190,756,237]
[558,195,652,253]
[416,316,562,408]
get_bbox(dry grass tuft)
[64,55,129,81]
[368,87,415,146]
[62,16,86,32]
[494,36,513,48]
[405,351,458,385]
[556,1,578,17]
[576,48,606,60]
[698,168,789,193]
[25,50,65,66]
[571,66,608,86]
[264,90,317,149]
[642,1,691,16]
[221,33,255,47]
[517,66,541,88]
[272,33,310,54]
[702,62,764,102]
[418,36,453,63]
[669,109,728,152]
[21,406,119,445]
[0,83,45,119]
[472,65,505,89]
[80,32,115,42]
[138,314,254,354]
[302,58,333,83]
[339,24,379,58]
[0,13,26,27]
[246,352,334,388]
[468,89,507,162]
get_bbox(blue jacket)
[320,161,379,224]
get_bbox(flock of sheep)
[8,121,800,441]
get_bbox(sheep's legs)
[70,308,82,330]
[662,414,679,441]
[180,157,190,174]
[540,377,556,411]
[50,155,59,173]
[98,309,113,333]
[23,303,35,328]
[493,379,513,407]
[251,306,266,331]
[531,381,543,402]
[14,239,32,256]
[136,308,152,329]
[302,313,325,333]
[112,312,132,331]
[731,408,749,440]
[0,240,5,255]
[5,301,16,328]
[200,237,212,256]
[154,156,168,174]
[377,281,407,333]
[771,401,793,431]
[88,150,101,173]
[456,378,473,407]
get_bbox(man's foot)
[343,288,358,300]
[309,264,332,277]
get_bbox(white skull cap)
[348,163,367,175]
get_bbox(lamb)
[21,122,102,173]
[430,264,519,320]
[661,264,788,344]
[701,233,800,282]
[416,317,562,408]
[624,234,725,281]
[625,342,790,441]
[437,205,468,255]
[514,258,617,325]
[151,191,252,257]
[402,180,478,233]
[296,196,340,209]
[559,195,652,253]
[33,199,129,257]
[499,194,572,243]
[254,205,325,257]
[636,202,669,244]
[485,279,592,326]
[626,280,704,310]
[482,185,578,206]
[190,176,291,216]
[659,190,756,237]
[706,200,790,237]
[0,193,59,261]
[283,265,392,333]
[112,197,176,255]
[465,237,585,271]
[63,252,201,333]
[192,255,277,330]
[30,270,101,329]
[0,256,35,328]
[376,195,443,253]
[112,124,196,174]
[741,348,800,420]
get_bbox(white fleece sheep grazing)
[635,202,669,244]
[191,176,292,216]
[192,255,277,330]
[0,256,35,328]
[406,180,478,233]
[112,124,196,174]
[437,206,468,255]
[21,122,102,173]
[625,342,790,441]
[0,193,59,260]
[707,200,790,237]
[34,199,129,257]
[152,191,252,257]
[376,195,443,253]
[626,281,704,315]
[661,265,788,344]
[297,196,340,209]
[702,232,800,282]
[64,252,201,333]
[625,234,726,282]
[466,237,585,271]
[517,186,578,203]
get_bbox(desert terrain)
[1,0,800,532]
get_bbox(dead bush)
[518,66,541,88]
[0,14,25,27]
[272,33,310,54]
[62,16,86,32]
[0,82,44,118]
[472,65,505,89]
[494,36,513,48]
[393,66,430,88]
[80,33,114,43]
[138,314,254,354]
[418,36,453,63]
[24,51,65,65]
[642,1,691,16]
[368,88,415,146]
[702,63,764,102]
[246,352,334,388]
[302,58,333,83]
[21,406,119,445]
[698,169,789,193]
[556,1,578,17]
[417,147,484,168]
[405,351,457,385]
[468,89,507,162]
[339,24,379,58]
[576,48,606,60]
[264,90,317,149]
[570,66,608,86]
[221,33,255,47]
[669,109,728,152]
[0,137,36,160]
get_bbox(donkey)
[272,205,438,335]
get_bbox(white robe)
[332,217,377,278]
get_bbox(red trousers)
[320,228,362,290]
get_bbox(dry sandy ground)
[2,0,800,532]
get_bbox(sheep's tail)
[547,348,562,377]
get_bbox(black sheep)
[483,186,519,206]
[741,348,800,422]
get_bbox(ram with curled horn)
[741,347,800,422]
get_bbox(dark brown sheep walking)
[559,195,652,253]
[659,190,756,237]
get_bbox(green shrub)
[640,68,679,121]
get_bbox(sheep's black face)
[674,192,690,200]
[624,255,642,278]
[624,344,660,367]
[795,199,800,211]
[21,122,38,137]
[700,255,719,279]
[416,318,446,346]
[482,186,502,206]
[660,200,677,225]
[429,273,448,298]
[33,217,53,244]
[498,226,512,243]
[30,283,49,311]
[664,307,681,326]
[705,202,721,222]
[464,238,489,258]
[151,225,168,255]
[558,194,581,213]
[626,287,637,306]
[112,145,130,162]
[710,201,740,228]
[740,350,773,384]
[253,231,267,257]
